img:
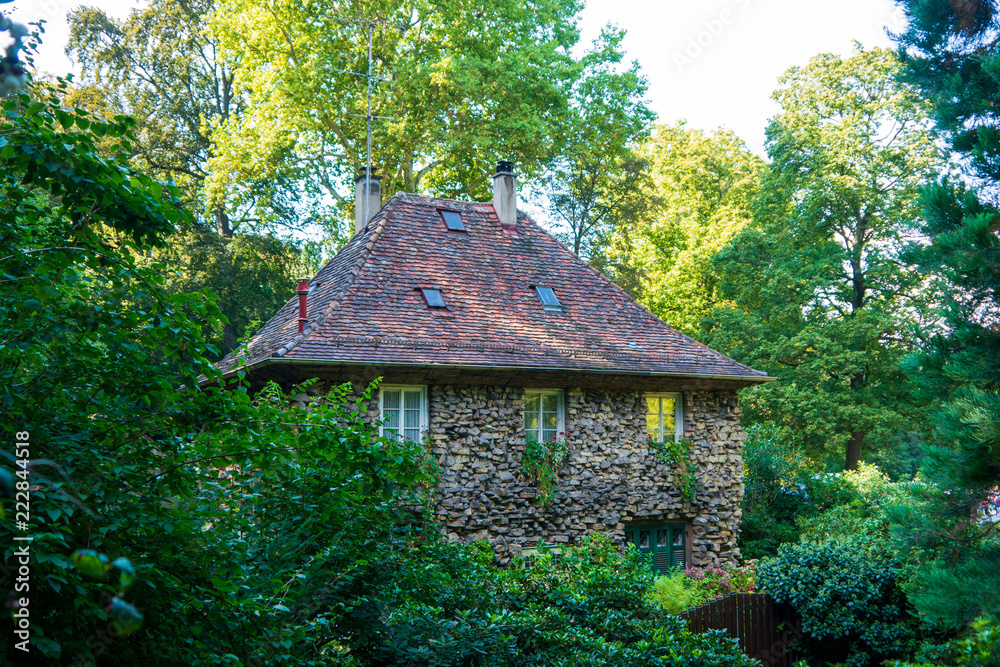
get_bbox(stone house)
[214,162,771,569]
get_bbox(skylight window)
[535,286,562,312]
[439,210,466,232]
[421,288,446,308]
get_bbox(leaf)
[55,110,74,129]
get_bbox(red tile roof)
[215,194,769,382]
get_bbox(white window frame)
[379,385,428,443]
[645,392,684,443]
[524,388,565,443]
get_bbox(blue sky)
[9,0,902,154]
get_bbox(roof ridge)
[274,203,395,357]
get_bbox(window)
[380,385,427,442]
[646,393,683,442]
[524,389,564,443]
[534,286,562,312]
[625,523,687,574]
[439,210,466,232]
[420,288,446,308]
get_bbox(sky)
[7,0,904,155]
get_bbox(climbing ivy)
[650,436,698,501]
[521,434,569,505]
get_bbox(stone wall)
[297,381,746,565]
[426,386,745,565]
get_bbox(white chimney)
[492,160,516,226]
[354,169,382,234]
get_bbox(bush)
[886,616,1000,667]
[741,425,913,561]
[329,536,759,666]
[758,538,917,667]
[647,570,712,614]
[647,562,757,614]
[740,425,821,559]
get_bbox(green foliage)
[887,0,1000,632]
[331,535,758,666]
[597,122,762,334]
[739,426,884,558]
[759,538,917,667]
[209,0,652,204]
[66,0,322,356]
[887,616,1000,667]
[139,229,316,356]
[66,0,305,235]
[647,563,757,615]
[646,570,711,614]
[538,24,655,259]
[740,425,812,558]
[649,436,697,502]
[521,435,569,505]
[0,75,430,664]
[951,617,1000,667]
[741,424,922,559]
[705,46,943,470]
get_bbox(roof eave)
[210,356,774,385]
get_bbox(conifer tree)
[888,0,1000,628]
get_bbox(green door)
[625,523,686,574]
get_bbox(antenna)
[334,16,405,225]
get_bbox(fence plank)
[752,592,762,660]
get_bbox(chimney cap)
[355,168,383,183]
[495,160,514,175]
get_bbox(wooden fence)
[679,593,801,666]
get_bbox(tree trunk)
[845,430,865,471]
[845,370,868,470]
[215,206,232,237]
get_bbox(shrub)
[758,538,917,667]
[741,424,911,560]
[647,562,757,614]
[739,425,816,558]
[886,616,1000,667]
[682,562,757,598]
[647,570,712,613]
[330,535,759,666]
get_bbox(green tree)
[67,0,303,235]
[884,0,1000,629]
[66,0,320,354]
[706,46,943,470]
[597,122,762,335]
[209,0,652,202]
[0,72,432,663]
[539,29,655,258]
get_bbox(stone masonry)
[295,382,746,565]
[304,383,746,565]
[424,386,744,565]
